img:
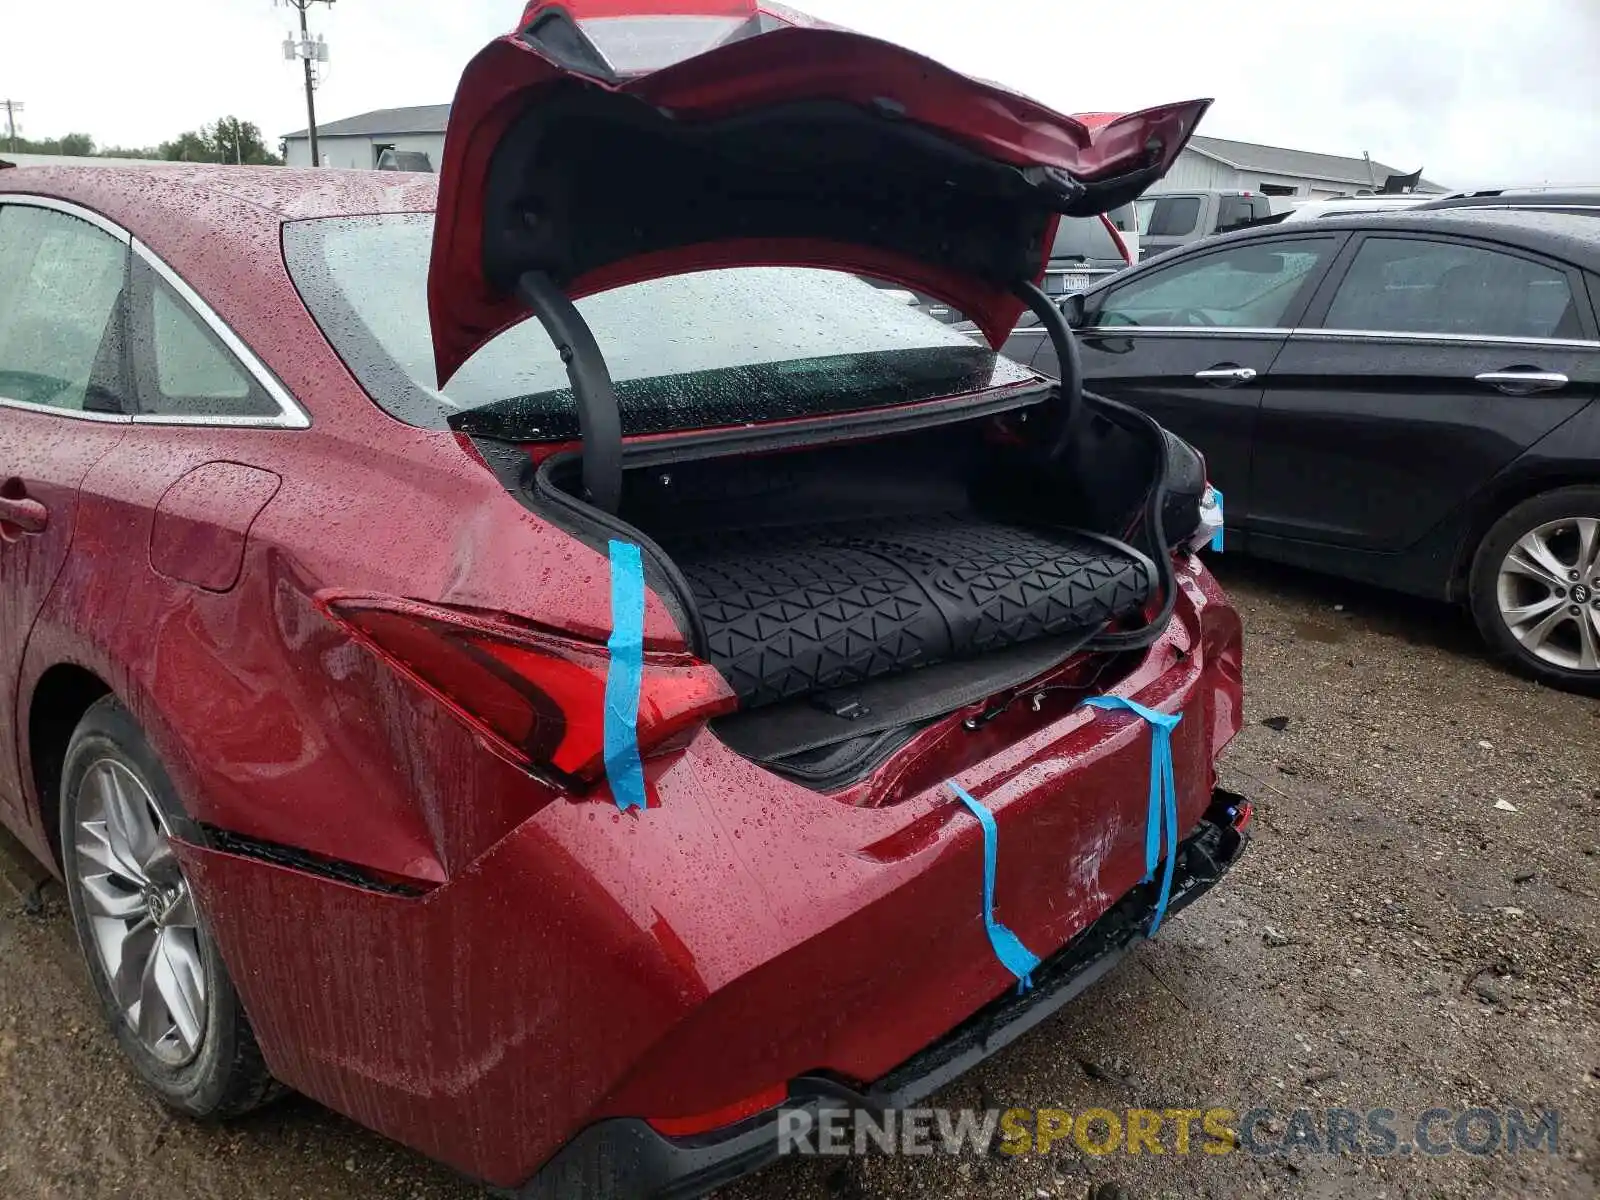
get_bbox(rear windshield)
[1049,215,1124,265]
[580,15,748,73]
[283,214,1037,439]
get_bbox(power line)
[277,0,334,167]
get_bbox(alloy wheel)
[71,758,209,1067]
[1495,516,1600,673]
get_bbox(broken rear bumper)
[517,790,1252,1200]
[174,562,1242,1193]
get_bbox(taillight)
[321,595,736,788]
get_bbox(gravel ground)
[0,558,1595,1200]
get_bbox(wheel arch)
[1448,465,1600,602]
[25,663,114,871]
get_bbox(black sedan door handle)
[1194,365,1258,386]
[1475,369,1569,395]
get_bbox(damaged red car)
[0,3,1248,1196]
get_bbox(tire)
[58,695,280,1118]
[1468,486,1600,696]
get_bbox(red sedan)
[0,4,1246,1195]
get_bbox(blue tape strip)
[1081,696,1183,935]
[1211,487,1225,552]
[947,782,1041,992]
[604,540,648,813]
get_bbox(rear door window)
[0,205,127,413]
[1145,196,1202,238]
[1321,237,1581,339]
[1093,238,1336,328]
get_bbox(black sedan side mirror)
[1057,292,1087,329]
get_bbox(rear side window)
[1217,197,1253,233]
[1093,238,1335,328]
[1217,195,1271,233]
[1322,237,1580,340]
[1145,196,1202,238]
[0,205,127,412]
[1049,216,1124,264]
[129,262,280,419]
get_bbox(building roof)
[284,103,452,141]
[1187,135,1445,192]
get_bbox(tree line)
[4,117,283,165]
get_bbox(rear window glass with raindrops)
[282,213,1039,439]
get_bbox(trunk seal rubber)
[604,380,1052,470]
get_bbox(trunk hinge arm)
[516,270,624,513]
[1012,279,1084,454]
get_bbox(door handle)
[0,494,49,538]
[1475,370,1569,395]
[1194,366,1258,386]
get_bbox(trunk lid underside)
[429,2,1208,787]
[428,2,1209,379]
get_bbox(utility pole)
[2,100,23,153]
[279,0,333,166]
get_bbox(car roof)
[0,164,438,222]
[1201,207,1600,271]
[1144,189,1253,198]
[0,165,439,284]
[1295,195,1427,207]
[1418,189,1600,210]
[0,166,443,380]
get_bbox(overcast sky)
[4,0,1598,186]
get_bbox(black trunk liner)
[661,513,1154,710]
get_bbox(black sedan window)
[1092,239,1334,328]
[1322,237,1581,340]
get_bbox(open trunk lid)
[428,0,1209,383]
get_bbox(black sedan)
[1003,208,1600,693]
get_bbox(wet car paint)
[172,565,1239,1188]
[0,164,1244,1192]
[149,462,282,592]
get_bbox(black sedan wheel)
[60,696,280,1117]
[1470,487,1600,694]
